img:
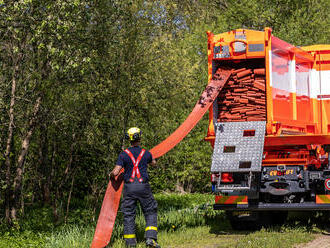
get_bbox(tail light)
[211,173,220,184]
[221,172,234,183]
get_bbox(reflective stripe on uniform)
[145,226,157,231]
[124,148,145,183]
[124,234,136,239]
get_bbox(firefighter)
[110,127,160,248]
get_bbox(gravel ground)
[295,234,330,248]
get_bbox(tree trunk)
[38,125,50,204]
[64,171,76,224]
[53,188,60,223]
[64,133,75,180]
[4,65,18,224]
[11,96,42,221]
[50,139,59,223]
[20,165,25,217]
[89,181,102,222]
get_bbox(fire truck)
[205,28,330,229]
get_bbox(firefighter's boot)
[146,238,161,248]
[124,238,137,248]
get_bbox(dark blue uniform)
[117,146,153,183]
[116,146,158,246]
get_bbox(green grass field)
[0,193,325,248]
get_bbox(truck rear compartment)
[213,59,266,122]
[206,29,330,230]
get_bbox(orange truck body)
[206,28,330,218]
[206,28,330,146]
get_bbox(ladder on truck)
[211,121,266,191]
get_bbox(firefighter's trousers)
[122,181,158,246]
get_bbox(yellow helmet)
[125,127,142,141]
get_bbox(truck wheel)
[270,211,288,226]
[226,211,261,231]
[257,211,287,227]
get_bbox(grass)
[159,225,314,248]
[42,220,316,248]
[0,230,45,248]
[234,226,315,248]
[0,193,325,248]
[44,225,94,248]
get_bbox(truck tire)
[226,211,288,230]
[226,211,261,231]
[257,211,287,227]
[270,211,288,226]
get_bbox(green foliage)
[0,0,329,246]
[0,193,321,248]
[20,207,54,231]
[40,193,222,247]
[0,0,329,227]
[0,230,46,248]
[155,193,213,210]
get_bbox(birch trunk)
[11,96,42,221]
[4,65,17,224]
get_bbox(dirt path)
[295,234,330,248]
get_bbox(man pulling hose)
[110,127,160,248]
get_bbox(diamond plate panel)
[211,121,266,172]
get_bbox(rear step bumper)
[214,203,330,211]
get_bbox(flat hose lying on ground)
[90,68,232,248]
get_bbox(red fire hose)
[90,68,232,248]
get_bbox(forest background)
[0,0,329,228]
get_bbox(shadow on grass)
[205,211,250,236]
[206,210,330,236]
[287,211,330,232]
